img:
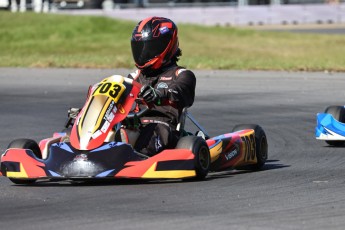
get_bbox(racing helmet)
[131,16,179,71]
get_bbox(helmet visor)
[131,36,171,67]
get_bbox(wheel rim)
[199,146,210,170]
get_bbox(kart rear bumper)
[315,113,345,140]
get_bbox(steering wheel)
[126,99,150,119]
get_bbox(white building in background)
[3,0,342,11]
[3,0,344,27]
[0,0,9,8]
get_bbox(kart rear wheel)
[232,124,268,170]
[176,136,210,180]
[324,106,345,146]
[6,139,42,185]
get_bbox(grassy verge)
[1,12,345,71]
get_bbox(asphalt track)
[1,68,345,230]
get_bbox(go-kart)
[1,75,268,185]
[316,105,345,146]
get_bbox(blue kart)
[315,105,345,146]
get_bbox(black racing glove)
[138,85,162,105]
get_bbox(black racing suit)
[128,63,196,156]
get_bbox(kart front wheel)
[232,124,268,170]
[176,136,210,180]
[324,106,345,146]
[6,139,42,185]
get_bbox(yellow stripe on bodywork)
[209,140,223,163]
[7,163,28,178]
[142,162,196,179]
[93,97,112,133]
[78,97,112,135]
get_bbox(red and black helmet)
[131,16,179,71]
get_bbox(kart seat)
[176,107,188,136]
[176,107,209,139]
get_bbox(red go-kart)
[1,75,268,184]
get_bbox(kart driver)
[127,16,196,156]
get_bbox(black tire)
[324,106,345,146]
[232,124,268,170]
[6,139,42,185]
[176,136,210,180]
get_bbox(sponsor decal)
[160,76,172,81]
[104,101,115,122]
[157,82,168,89]
[106,112,115,122]
[91,101,118,140]
[159,26,169,34]
[142,119,170,127]
[92,130,102,139]
[101,120,110,133]
[225,148,239,161]
[113,106,118,113]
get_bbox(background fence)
[2,0,345,27]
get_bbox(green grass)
[1,12,345,71]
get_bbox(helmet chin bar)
[137,57,161,71]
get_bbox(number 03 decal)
[93,82,126,103]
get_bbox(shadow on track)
[207,159,289,180]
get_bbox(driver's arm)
[158,69,196,108]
